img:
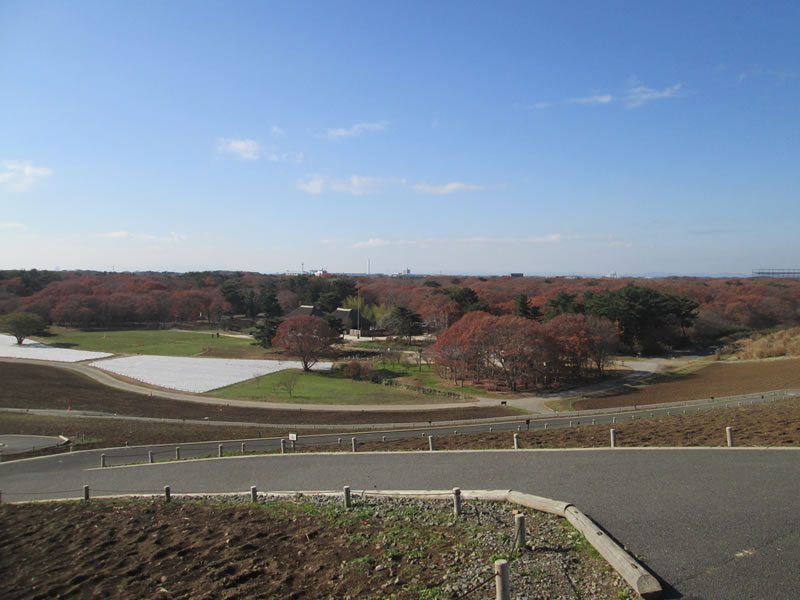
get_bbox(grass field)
[208,368,464,405]
[34,328,268,358]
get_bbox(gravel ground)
[1,493,636,600]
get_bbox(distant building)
[287,305,371,336]
[287,305,327,318]
[330,308,371,336]
[510,273,523,278]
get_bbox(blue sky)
[1,1,798,276]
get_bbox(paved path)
[1,355,685,415]
[0,435,64,455]
[2,447,797,599]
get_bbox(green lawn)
[208,369,460,405]
[375,361,489,396]
[33,329,262,358]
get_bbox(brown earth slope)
[574,358,800,411]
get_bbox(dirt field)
[573,358,800,411]
[0,496,632,600]
[0,362,517,426]
[275,397,800,453]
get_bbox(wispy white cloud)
[326,121,388,140]
[413,182,484,195]
[0,160,52,192]
[568,94,613,105]
[0,222,26,231]
[296,174,325,194]
[624,82,682,108]
[216,138,261,160]
[352,234,569,249]
[268,151,304,164]
[96,231,188,242]
[330,175,384,196]
[515,101,551,110]
[271,126,285,137]
[353,238,393,249]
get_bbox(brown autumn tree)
[272,315,339,371]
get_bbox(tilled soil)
[574,358,800,410]
[276,397,800,453]
[0,495,633,600]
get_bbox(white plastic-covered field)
[89,355,331,393]
[0,334,113,362]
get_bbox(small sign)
[288,433,297,441]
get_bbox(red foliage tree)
[272,315,339,371]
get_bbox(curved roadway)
[1,446,798,600]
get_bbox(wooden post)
[148,451,154,464]
[351,437,358,452]
[250,486,257,503]
[453,487,462,518]
[494,559,510,600]
[454,430,458,435]
[164,485,171,502]
[544,423,548,430]
[337,437,342,446]
[489,427,493,432]
[592,418,596,425]
[513,433,520,449]
[218,444,223,457]
[569,420,573,427]
[514,513,526,550]
[343,485,352,509]
[610,429,617,448]
[175,447,181,460]
[83,485,90,502]
[241,442,246,453]
[100,454,106,468]
[726,427,734,447]
[291,440,296,451]
[280,439,286,454]
[428,436,435,451]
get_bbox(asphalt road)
[2,447,798,600]
[0,435,64,454]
